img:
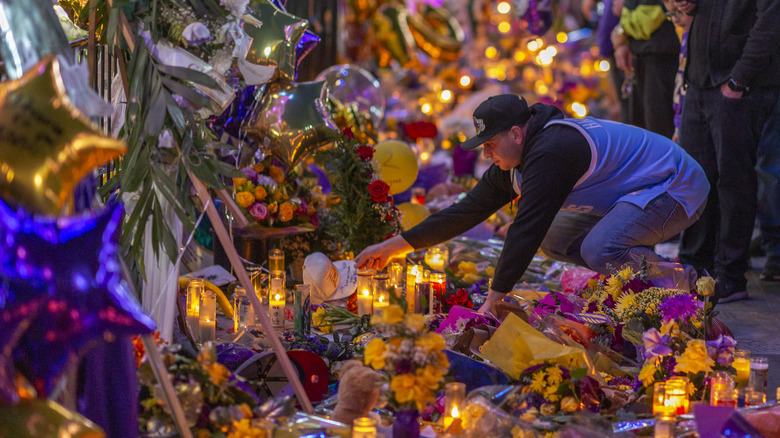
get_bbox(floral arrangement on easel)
[315,128,402,256]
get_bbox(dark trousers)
[629,53,678,139]
[678,86,780,284]
[757,95,780,259]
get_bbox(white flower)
[256,175,278,189]
[182,22,211,46]
[220,0,249,17]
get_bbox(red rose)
[368,180,390,203]
[356,145,375,161]
[342,126,355,140]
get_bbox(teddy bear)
[332,359,383,425]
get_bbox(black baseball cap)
[461,94,531,150]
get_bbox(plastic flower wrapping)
[363,305,450,412]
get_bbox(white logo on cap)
[474,117,485,135]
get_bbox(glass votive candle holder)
[444,382,466,429]
[352,416,377,438]
[429,272,446,314]
[712,387,738,407]
[198,289,217,343]
[388,263,404,295]
[424,244,449,272]
[372,274,390,316]
[186,279,203,341]
[749,356,769,395]
[357,269,374,316]
[733,349,751,388]
[233,287,254,332]
[710,371,735,405]
[664,376,690,415]
[652,382,671,415]
[269,248,285,273]
[654,414,676,438]
[415,270,431,314]
[745,388,767,407]
[268,273,286,328]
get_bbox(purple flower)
[641,328,673,359]
[182,22,211,46]
[658,293,702,323]
[624,277,653,293]
[241,167,258,181]
[248,202,268,221]
[707,335,737,366]
[310,213,319,228]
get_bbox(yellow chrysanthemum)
[364,338,387,370]
[614,291,636,319]
[236,191,255,208]
[227,419,267,438]
[312,307,333,334]
[639,360,657,387]
[405,314,426,333]
[530,370,547,393]
[384,304,406,324]
[269,166,285,184]
[546,366,563,386]
[415,332,446,352]
[390,373,419,405]
[279,202,295,222]
[457,261,477,275]
[674,339,714,374]
[203,362,230,386]
[254,185,267,202]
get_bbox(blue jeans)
[540,192,704,279]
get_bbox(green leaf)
[570,368,588,379]
[144,82,167,138]
[210,157,247,178]
[160,77,211,108]
[157,64,219,89]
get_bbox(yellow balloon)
[396,202,430,231]
[0,56,126,216]
[372,140,418,195]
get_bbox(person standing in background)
[756,97,780,282]
[611,0,679,138]
[662,0,691,143]
[588,0,630,123]
[675,0,780,304]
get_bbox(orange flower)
[236,192,255,208]
[232,177,248,187]
[268,202,278,214]
[253,162,265,173]
[269,166,285,184]
[254,185,267,202]
[279,202,295,222]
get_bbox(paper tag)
[475,261,490,273]
[184,265,236,286]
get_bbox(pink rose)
[248,202,268,221]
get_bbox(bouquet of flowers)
[135,340,291,437]
[232,157,326,232]
[505,364,604,425]
[363,305,450,412]
[315,129,402,255]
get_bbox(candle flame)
[451,406,459,417]
[378,295,385,303]
[274,294,281,301]
[362,289,370,297]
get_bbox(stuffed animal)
[332,359,383,425]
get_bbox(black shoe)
[760,258,780,281]
[713,277,749,305]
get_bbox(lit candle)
[654,415,676,438]
[733,350,751,388]
[429,272,446,314]
[443,382,465,430]
[352,416,377,438]
[199,289,217,343]
[709,371,734,405]
[269,291,286,328]
[388,263,404,295]
[357,270,374,316]
[186,279,203,342]
[373,274,390,316]
[664,376,689,415]
[424,246,448,272]
[269,273,286,328]
[406,264,421,302]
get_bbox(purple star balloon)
[0,298,42,403]
[0,200,155,396]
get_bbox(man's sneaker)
[714,277,749,304]
[760,257,780,281]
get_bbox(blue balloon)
[0,201,155,395]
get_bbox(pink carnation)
[248,202,268,220]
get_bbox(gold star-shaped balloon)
[245,80,340,169]
[0,56,126,216]
[243,0,309,81]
